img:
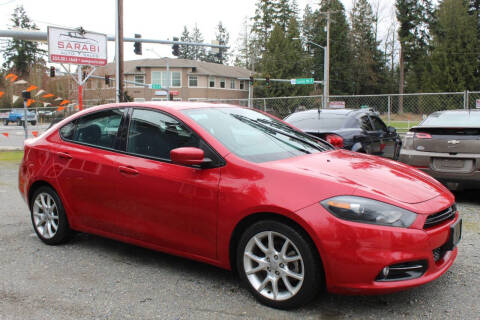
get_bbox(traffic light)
[249,76,254,86]
[266,76,270,86]
[172,37,180,56]
[82,71,87,81]
[169,92,174,101]
[105,75,110,86]
[49,66,55,77]
[134,34,142,55]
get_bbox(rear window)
[284,114,347,131]
[421,111,480,127]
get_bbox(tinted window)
[421,111,480,127]
[370,116,387,132]
[73,109,124,149]
[59,122,75,140]
[183,107,330,163]
[360,116,374,131]
[284,113,347,131]
[127,109,203,160]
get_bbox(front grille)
[433,247,445,262]
[424,204,456,229]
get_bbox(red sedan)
[19,102,461,309]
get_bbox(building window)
[189,75,198,87]
[209,76,215,88]
[134,74,145,87]
[161,71,170,88]
[152,71,162,87]
[230,79,235,89]
[240,80,244,90]
[171,71,181,87]
[220,78,226,88]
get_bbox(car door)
[358,115,380,155]
[53,108,127,232]
[370,115,396,159]
[111,108,221,260]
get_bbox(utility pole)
[324,10,330,109]
[115,0,124,103]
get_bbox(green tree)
[349,0,386,94]
[178,26,194,60]
[424,0,480,92]
[274,0,296,32]
[258,18,310,98]
[306,0,354,95]
[250,0,277,65]
[2,5,46,77]
[190,24,206,61]
[205,21,230,64]
[233,17,252,68]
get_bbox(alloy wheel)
[32,192,59,239]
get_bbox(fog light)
[375,260,428,282]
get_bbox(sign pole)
[77,66,83,110]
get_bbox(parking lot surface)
[0,124,49,149]
[0,159,479,320]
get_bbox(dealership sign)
[48,26,107,66]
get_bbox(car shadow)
[64,232,458,317]
[452,189,480,205]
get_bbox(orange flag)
[60,99,70,106]
[26,99,35,107]
[32,131,39,137]
[1,133,8,137]
[26,85,38,92]
[74,105,80,110]
[42,93,54,98]
[0,91,4,98]
[5,73,17,81]
[56,106,65,112]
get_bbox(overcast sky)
[0,0,395,64]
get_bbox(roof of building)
[94,58,252,78]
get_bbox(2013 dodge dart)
[19,102,461,309]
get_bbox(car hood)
[267,149,447,205]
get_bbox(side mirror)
[387,126,396,134]
[170,147,206,167]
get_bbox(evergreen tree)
[308,0,354,95]
[349,0,386,94]
[2,5,46,77]
[190,24,206,61]
[250,0,277,66]
[424,0,480,92]
[259,19,310,97]
[274,0,296,32]
[205,21,230,64]
[233,17,251,68]
[178,26,194,60]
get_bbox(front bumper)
[297,203,460,295]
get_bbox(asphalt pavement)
[0,160,479,320]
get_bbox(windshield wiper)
[232,114,326,153]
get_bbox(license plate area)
[432,158,474,173]
[443,218,462,251]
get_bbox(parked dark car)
[399,109,480,190]
[284,108,402,159]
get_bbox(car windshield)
[421,111,480,127]
[284,113,347,131]
[183,107,332,163]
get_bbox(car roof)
[286,108,376,118]
[95,101,239,112]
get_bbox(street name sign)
[290,78,314,85]
[48,26,107,66]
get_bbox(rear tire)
[3,119,8,125]
[30,120,37,126]
[236,220,322,309]
[30,186,73,245]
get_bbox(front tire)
[30,186,73,245]
[237,220,322,309]
[3,119,8,125]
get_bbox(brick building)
[81,58,252,105]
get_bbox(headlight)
[321,196,416,228]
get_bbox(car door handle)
[119,166,139,175]
[56,152,72,160]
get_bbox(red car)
[19,103,461,309]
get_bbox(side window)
[360,116,374,131]
[72,109,124,149]
[127,109,203,160]
[370,116,388,132]
[59,122,75,140]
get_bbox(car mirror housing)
[387,126,396,134]
[170,147,206,167]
